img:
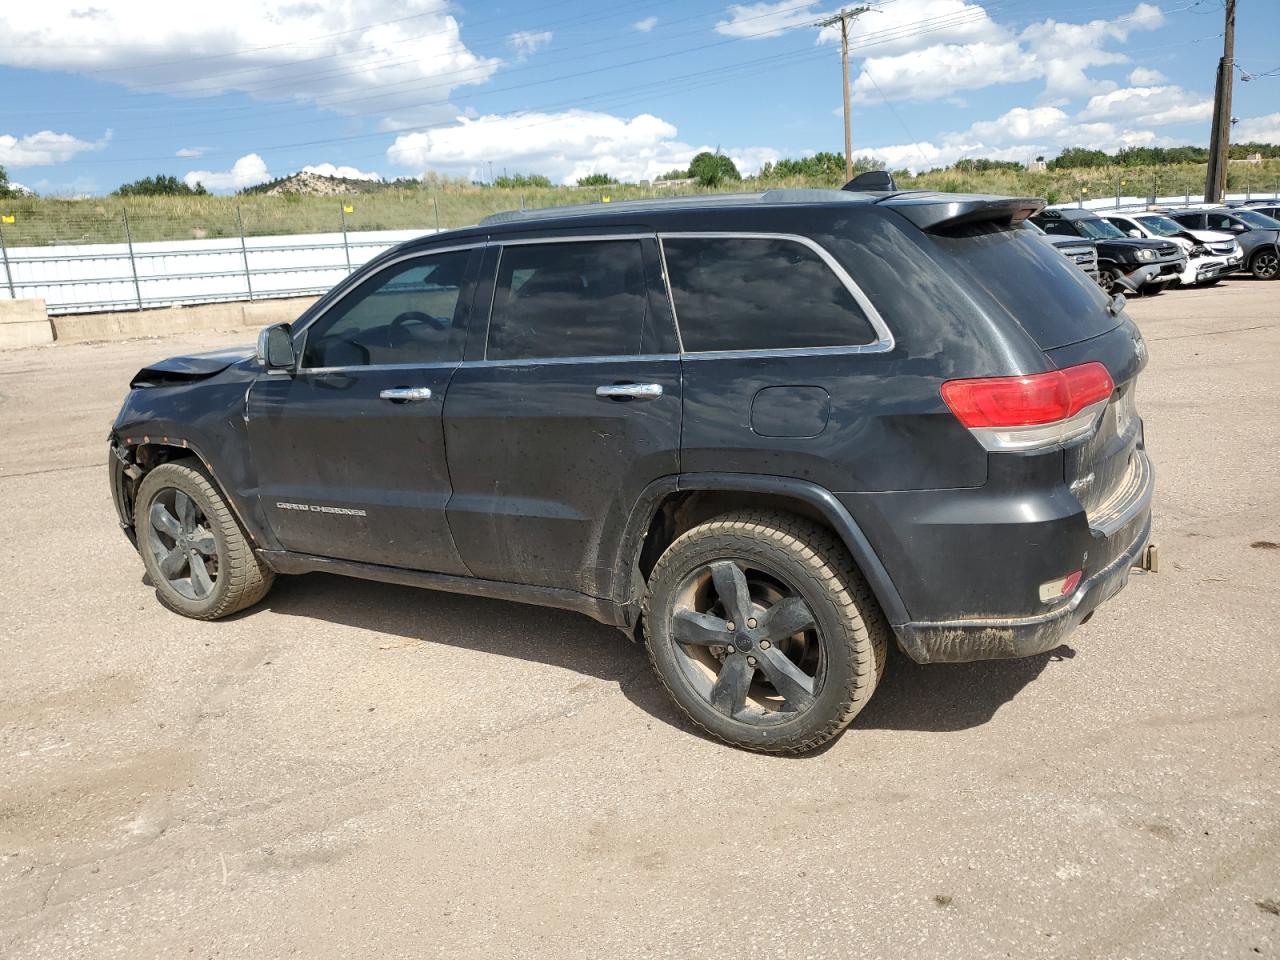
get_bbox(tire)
[134,460,274,620]
[642,511,889,754]
[1250,248,1279,280]
[1099,268,1123,294]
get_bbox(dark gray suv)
[108,189,1155,753]
[1169,207,1280,280]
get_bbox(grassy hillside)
[3,160,1279,248]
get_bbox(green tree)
[113,174,209,196]
[689,151,741,186]
[0,164,14,198]
[576,172,618,186]
[1048,148,1111,170]
[654,167,690,181]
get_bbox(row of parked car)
[1029,199,1280,294]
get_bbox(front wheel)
[1251,248,1279,280]
[642,511,889,754]
[134,460,274,619]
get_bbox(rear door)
[443,234,681,598]
[247,246,480,573]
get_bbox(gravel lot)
[2,278,1278,959]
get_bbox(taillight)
[941,362,1115,451]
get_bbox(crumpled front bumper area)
[897,509,1152,665]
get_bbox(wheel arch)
[111,436,271,551]
[615,473,909,629]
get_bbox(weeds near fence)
[2,160,1279,247]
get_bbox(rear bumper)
[895,451,1154,664]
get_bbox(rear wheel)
[643,511,888,754]
[1250,248,1279,280]
[135,460,274,619]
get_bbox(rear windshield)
[1074,217,1127,240]
[928,224,1119,351]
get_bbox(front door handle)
[595,383,663,401]
[379,386,433,402]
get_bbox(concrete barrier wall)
[0,299,54,348]
[50,296,319,344]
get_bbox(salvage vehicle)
[1032,208,1185,294]
[1024,219,1101,283]
[1102,211,1242,286]
[1168,207,1280,280]
[109,189,1156,754]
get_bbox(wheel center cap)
[733,633,753,653]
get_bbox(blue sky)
[1,0,1276,195]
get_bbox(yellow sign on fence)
[1,215,14,224]
[342,205,354,214]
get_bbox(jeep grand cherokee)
[109,189,1155,754]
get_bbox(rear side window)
[487,240,647,360]
[1038,219,1077,237]
[662,236,876,352]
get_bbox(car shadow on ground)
[249,572,1073,745]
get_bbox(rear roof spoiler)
[877,193,1045,231]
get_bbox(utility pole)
[818,7,870,181]
[1204,0,1236,203]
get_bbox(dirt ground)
[1,278,1278,959]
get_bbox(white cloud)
[302,162,383,181]
[850,2,1164,103]
[633,16,659,32]
[715,0,823,39]
[0,3,501,127]
[1235,113,1280,144]
[1129,66,1167,85]
[821,0,1005,54]
[387,109,778,184]
[1078,85,1213,126]
[183,153,271,192]
[865,102,1173,172]
[0,129,109,166]
[855,41,1038,102]
[175,146,207,158]
[508,30,552,58]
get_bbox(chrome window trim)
[483,234,655,363]
[657,231,895,357]
[464,352,681,369]
[291,242,485,373]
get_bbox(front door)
[443,236,682,598]
[247,246,480,574]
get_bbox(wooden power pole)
[1204,0,1236,203]
[819,7,870,181]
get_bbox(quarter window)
[486,240,648,361]
[301,250,471,368]
[661,236,876,352]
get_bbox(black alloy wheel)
[643,511,887,754]
[146,487,219,601]
[669,559,823,723]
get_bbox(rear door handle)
[379,386,433,402]
[595,383,663,400]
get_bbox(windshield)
[1076,217,1127,240]
[1136,215,1184,237]
[1236,210,1280,230]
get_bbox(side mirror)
[1128,229,1143,238]
[257,322,296,370]
[1232,223,1247,233]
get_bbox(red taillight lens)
[941,362,1115,428]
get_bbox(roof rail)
[477,188,871,225]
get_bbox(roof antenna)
[842,170,897,192]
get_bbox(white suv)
[1103,212,1242,286]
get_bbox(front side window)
[302,250,471,368]
[1236,210,1280,230]
[486,240,648,361]
[662,236,876,352]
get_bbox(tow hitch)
[1134,542,1160,573]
